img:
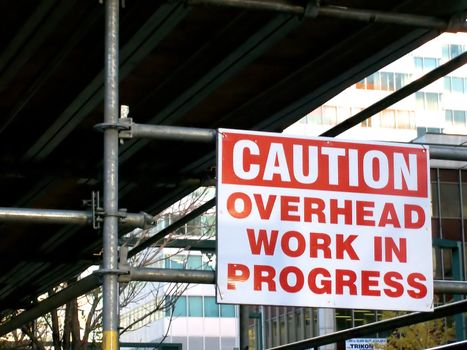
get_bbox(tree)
[383,311,455,350]
[0,187,215,350]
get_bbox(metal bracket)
[304,0,319,18]
[118,117,134,139]
[84,192,132,230]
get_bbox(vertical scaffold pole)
[240,305,250,349]
[102,1,120,350]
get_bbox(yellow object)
[103,330,118,350]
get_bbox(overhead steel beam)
[119,13,302,163]
[0,0,78,93]
[22,2,190,162]
[0,207,154,228]
[0,8,102,136]
[186,0,467,32]
[269,298,467,350]
[322,50,467,138]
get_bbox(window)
[442,44,465,59]
[415,92,441,110]
[188,296,203,317]
[356,72,411,91]
[414,56,439,70]
[322,106,337,124]
[220,304,236,317]
[445,110,467,127]
[204,296,219,317]
[380,72,394,91]
[186,255,202,269]
[172,296,187,317]
[444,76,466,93]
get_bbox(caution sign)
[216,129,433,311]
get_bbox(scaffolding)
[1,0,467,349]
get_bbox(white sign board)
[346,338,387,350]
[216,129,433,311]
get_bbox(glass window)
[172,296,187,317]
[187,255,202,270]
[322,106,337,124]
[188,296,203,317]
[395,73,410,89]
[416,92,441,110]
[445,110,454,124]
[220,304,236,317]
[453,110,466,126]
[380,109,396,128]
[424,57,439,70]
[439,183,461,218]
[380,72,394,91]
[452,77,464,93]
[204,296,219,317]
[396,110,415,129]
[366,73,376,90]
[414,57,423,69]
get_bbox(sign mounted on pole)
[216,128,432,311]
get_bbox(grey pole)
[240,305,250,349]
[121,123,217,143]
[0,207,154,228]
[186,0,467,32]
[102,1,120,350]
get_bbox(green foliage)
[382,311,455,350]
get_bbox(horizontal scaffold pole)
[185,0,467,32]
[123,267,216,284]
[0,207,154,228]
[0,270,465,339]
[120,121,216,143]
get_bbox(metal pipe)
[0,275,100,337]
[318,6,447,29]
[0,208,153,228]
[429,145,467,162]
[0,208,91,225]
[102,1,120,350]
[185,0,466,31]
[127,267,215,284]
[322,51,467,137]
[434,280,467,294]
[240,305,250,350]
[126,123,216,143]
[269,298,467,350]
[128,197,216,258]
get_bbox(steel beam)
[186,0,467,32]
[0,207,154,228]
[322,51,467,138]
[119,14,301,163]
[269,298,467,350]
[23,2,190,162]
